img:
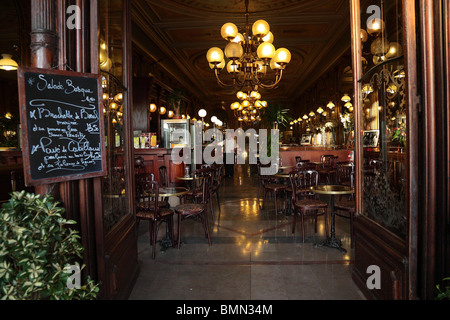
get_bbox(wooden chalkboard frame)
[18,67,107,186]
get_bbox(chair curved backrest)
[257,162,278,186]
[159,166,168,187]
[289,169,320,200]
[136,179,161,220]
[192,168,213,204]
[336,162,354,187]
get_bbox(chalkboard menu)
[18,67,106,186]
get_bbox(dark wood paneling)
[352,215,408,300]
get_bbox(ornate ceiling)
[131,0,351,118]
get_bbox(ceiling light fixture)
[231,90,267,125]
[206,0,291,92]
[0,54,18,71]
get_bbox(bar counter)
[279,145,353,166]
[134,148,186,186]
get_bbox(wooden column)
[30,0,57,69]
[349,0,363,215]
[30,0,57,196]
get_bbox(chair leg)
[216,191,221,215]
[177,214,182,249]
[169,217,175,248]
[301,208,306,243]
[350,210,354,248]
[150,220,157,259]
[274,191,278,215]
[201,211,212,246]
[262,189,268,209]
[292,207,297,233]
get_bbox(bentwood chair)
[289,169,329,243]
[318,155,338,184]
[158,165,168,187]
[175,168,213,248]
[135,179,175,259]
[257,162,288,215]
[336,161,354,188]
[211,164,223,221]
[334,165,356,247]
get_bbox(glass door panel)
[359,0,407,238]
[99,0,131,232]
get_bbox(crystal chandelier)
[206,0,291,92]
[230,90,267,124]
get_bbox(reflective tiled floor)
[129,164,366,300]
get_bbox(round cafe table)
[310,185,354,253]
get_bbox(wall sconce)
[341,94,351,103]
[0,54,18,71]
[327,101,335,109]
[149,103,157,113]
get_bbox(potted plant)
[0,191,99,300]
[167,89,186,119]
[260,103,292,129]
[435,277,450,300]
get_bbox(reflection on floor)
[129,164,366,300]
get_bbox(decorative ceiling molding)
[131,0,351,112]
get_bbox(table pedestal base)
[315,236,347,253]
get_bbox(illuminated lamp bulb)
[198,109,207,118]
[114,93,123,103]
[236,91,245,99]
[209,60,225,70]
[159,106,166,115]
[362,84,374,94]
[149,103,157,113]
[256,42,276,60]
[367,18,385,36]
[103,93,109,101]
[211,116,218,123]
[341,93,351,103]
[386,42,403,59]
[262,31,274,43]
[110,102,118,110]
[168,110,174,118]
[0,54,19,71]
[386,84,397,94]
[270,58,282,70]
[327,101,335,109]
[206,47,224,65]
[273,48,291,65]
[250,91,259,99]
[254,60,266,74]
[221,23,239,41]
[232,33,245,43]
[227,60,241,74]
[252,20,270,38]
